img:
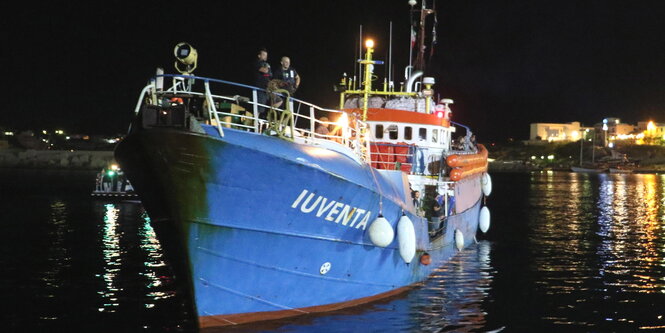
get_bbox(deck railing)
[136,74,372,163]
[134,74,480,170]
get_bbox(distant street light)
[602,123,608,147]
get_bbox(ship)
[114,4,492,330]
[91,163,138,198]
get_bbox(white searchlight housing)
[174,42,198,74]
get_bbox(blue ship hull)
[115,124,483,328]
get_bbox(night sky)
[3,0,664,141]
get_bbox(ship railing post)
[309,106,315,135]
[252,89,260,133]
[204,81,224,137]
[134,83,154,115]
[289,100,296,135]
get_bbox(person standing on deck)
[315,116,330,137]
[254,48,272,117]
[273,56,301,96]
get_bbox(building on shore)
[530,118,664,146]
[529,122,592,142]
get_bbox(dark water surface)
[1,170,664,332]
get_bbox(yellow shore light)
[365,39,375,49]
[647,121,655,131]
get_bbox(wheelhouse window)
[418,128,427,141]
[375,124,384,139]
[404,126,412,140]
[432,129,439,143]
[389,126,398,140]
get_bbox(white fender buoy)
[455,229,464,251]
[481,173,492,197]
[368,216,394,247]
[479,206,491,233]
[397,215,416,263]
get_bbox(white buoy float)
[397,215,416,263]
[479,206,491,233]
[481,173,492,197]
[455,229,464,251]
[368,216,394,247]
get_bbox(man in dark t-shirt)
[254,48,272,88]
[253,48,272,117]
[273,56,301,95]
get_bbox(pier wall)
[0,150,114,170]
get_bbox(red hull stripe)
[199,285,414,329]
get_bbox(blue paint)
[117,109,485,324]
[178,126,484,318]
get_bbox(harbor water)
[1,169,664,332]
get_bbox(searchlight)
[174,42,198,74]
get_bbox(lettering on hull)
[291,189,371,230]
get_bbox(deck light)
[337,112,349,128]
[365,39,374,49]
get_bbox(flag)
[410,26,416,48]
[432,21,437,45]
[430,13,438,57]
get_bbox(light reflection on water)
[525,172,665,329]
[43,200,69,293]
[97,203,176,313]
[139,211,176,307]
[98,203,122,312]
[3,170,664,332]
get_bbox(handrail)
[145,74,372,163]
[134,82,154,114]
[450,121,474,151]
[204,81,224,137]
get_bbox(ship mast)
[411,0,436,73]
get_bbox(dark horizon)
[3,1,664,141]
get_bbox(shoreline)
[0,149,663,174]
[0,149,114,170]
[489,161,665,174]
